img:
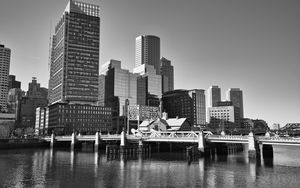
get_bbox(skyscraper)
[226,88,244,118]
[49,0,100,105]
[0,44,10,111]
[101,59,138,116]
[135,35,160,74]
[207,85,221,108]
[134,64,162,107]
[160,57,174,93]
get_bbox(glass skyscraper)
[101,59,138,116]
[49,0,100,105]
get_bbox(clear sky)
[0,0,299,126]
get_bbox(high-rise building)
[160,57,174,93]
[135,35,160,74]
[226,88,244,118]
[8,75,21,90]
[207,85,221,108]
[0,44,11,111]
[101,59,138,117]
[49,0,100,105]
[134,64,162,107]
[162,89,206,126]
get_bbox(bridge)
[43,131,300,146]
[42,130,300,159]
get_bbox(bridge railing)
[140,131,201,139]
[257,136,300,142]
[207,135,248,140]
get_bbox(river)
[0,145,300,188]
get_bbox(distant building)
[272,123,280,130]
[99,59,138,132]
[8,75,21,90]
[18,78,48,129]
[208,105,240,132]
[0,113,16,138]
[102,60,138,116]
[35,107,49,135]
[241,119,268,134]
[7,88,23,119]
[226,88,244,118]
[0,44,11,111]
[207,85,221,108]
[135,35,160,74]
[162,89,206,126]
[134,64,162,107]
[216,101,233,106]
[128,105,160,122]
[48,0,100,105]
[47,103,112,135]
[160,57,174,93]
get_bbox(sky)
[0,0,299,127]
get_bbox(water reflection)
[0,146,300,187]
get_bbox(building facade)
[49,0,100,104]
[0,44,11,111]
[135,35,160,74]
[207,105,241,132]
[18,78,48,129]
[207,85,221,108]
[35,107,49,135]
[48,103,112,135]
[128,105,160,122]
[226,88,244,118]
[8,75,21,90]
[99,60,138,132]
[162,89,206,126]
[134,64,162,107]
[102,60,138,116]
[0,113,15,138]
[160,57,174,93]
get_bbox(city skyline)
[0,0,299,126]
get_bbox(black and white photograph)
[0,0,299,187]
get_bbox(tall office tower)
[207,85,221,108]
[0,44,11,111]
[135,35,160,74]
[226,88,244,118]
[162,89,206,126]
[102,59,138,116]
[160,57,174,93]
[49,0,100,105]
